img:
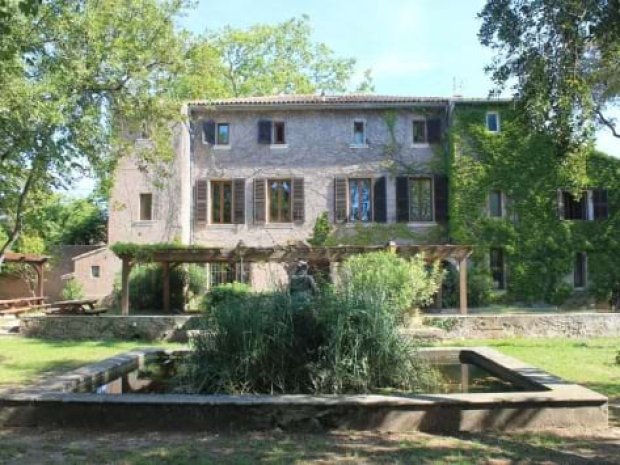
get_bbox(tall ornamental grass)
[185,252,443,395]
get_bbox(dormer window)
[486,112,500,132]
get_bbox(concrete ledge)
[20,315,203,342]
[0,347,607,433]
[423,312,620,339]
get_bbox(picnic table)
[46,298,106,315]
[0,296,48,316]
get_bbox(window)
[562,191,587,220]
[273,121,286,145]
[412,120,427,144]
[348,178,372,222]
[216,123,230,145]
[211,181,233,224]
[574,252,587,289]
[490,248,505,290]
[409,178,433,222]
[352,120,366,146]
[489,190,503,217]
[207,262,249,289]
[91,266,100,278]
[486,112,500,132]
[139,193,153,221]
[269,179,292,223]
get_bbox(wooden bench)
[0,297,49,316]
[46,299,105,315]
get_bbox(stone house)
[71,94,616,306]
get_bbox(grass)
[0,338,181,388]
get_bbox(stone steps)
[0,316,20,336]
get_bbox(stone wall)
[423,312,620,339]
[20,315,202,342]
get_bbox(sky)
[71,0,619,196]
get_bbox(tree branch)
[596,109,620,139]
[0,157,42,267]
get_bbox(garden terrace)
[111,242,473,315]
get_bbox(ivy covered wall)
[450,103,620,305]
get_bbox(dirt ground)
[0,425,619,465]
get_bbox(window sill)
[349,144,369,149]
[270,144,288,149]
[208,224,239,229]
[213,144,231,150]
[411,143,430,148]
[132,220,156,227]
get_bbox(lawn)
[0,338,181,389]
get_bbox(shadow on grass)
[2,430,618,465]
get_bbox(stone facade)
[423,312,620,339]
[20,315,200,342]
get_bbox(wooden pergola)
[2,251,49,297]
[113,243,473,316]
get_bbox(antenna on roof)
[452,76,464,98]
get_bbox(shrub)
[308,212,331,246]
[184,252,444,395]
[113,263,207,311]
[338,251,444,316]
[205,282,252,308]
[60,278,85,300]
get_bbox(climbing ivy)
[449,104,620,305]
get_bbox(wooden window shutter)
[232,178,246,224]
[334,177,347,223]
[194,179,208,227]
[373,177,387,223]
[203,120,216,144]
[395,177,410,222]
[427,118,442,144]
[557,189,565,220]
[433,174,449,222]
[593,189,608,220]
[258,120,273,144]
[253,178,266,223]
[292,178,305,224]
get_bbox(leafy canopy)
[478,0,620,156]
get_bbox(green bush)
[184,252,443,395]
[113,263,207,311]
[60,278,85,300]
[205,282,252,308]
[308,212,331,246]
[338,251,444,316]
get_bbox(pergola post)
[121,258,133,316]
[162,261,170,313]
[459,256,468,315]
[33,263,44,297]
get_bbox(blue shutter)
[203,120,216,144]
[258,120,272,144]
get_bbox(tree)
[174,15,359,99]
[0,0,190,265]
[478,0,620,158]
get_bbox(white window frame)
[411,118,429,146]
[139,193,154,222]
[486,111,500,133]
[350,119,368,148]
[488,190,505,218]
[270,121,288,149]
[214,122,231,148]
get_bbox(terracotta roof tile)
[188,94,450,107]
